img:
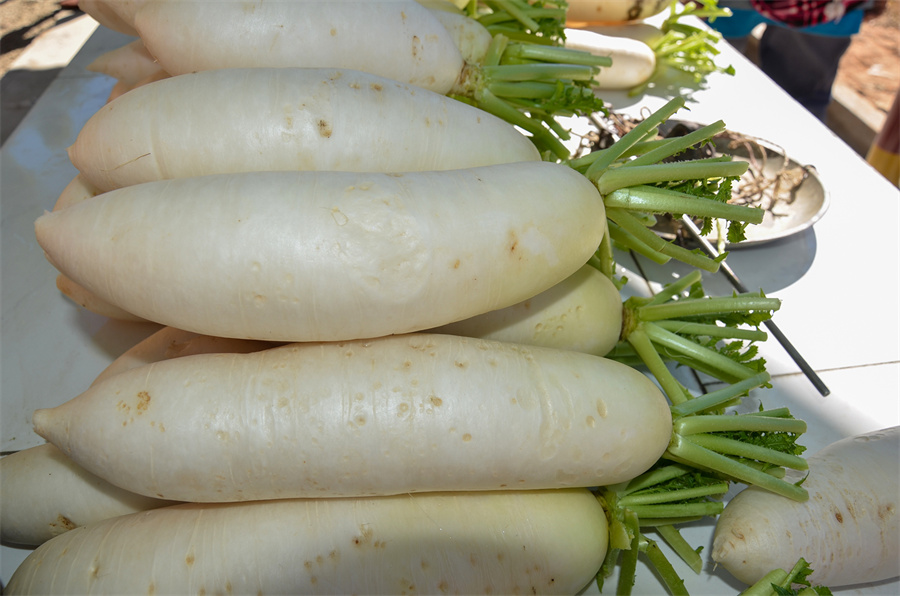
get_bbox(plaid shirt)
[749,0,869,27]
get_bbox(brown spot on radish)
[596,399,608,418]
[185,553,195,566]
[136,391,150,413]
[352,525,373,546]
[462,433,472,442]
[370,83,383,92]
[835,511,844,523]
[438,580,449,593]
[879,503,896,520]
[455,360,468,368]
[147,581,155,595]
[452,259,460,269]
[310,576,318,585]
[317,119,332,138]
[429,396,442,407]
[330,27,336,36]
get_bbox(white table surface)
[1,19,898,594]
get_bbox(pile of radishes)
[2,1,898,595]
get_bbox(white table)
[2,20,898,595]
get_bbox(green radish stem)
[570,97,762,271]
[627,0,736,97]
[595,462,729,594]
[739,558,830,596]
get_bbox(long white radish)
[86,265,618,385]
[712,425,900,587]
[85,39,160,88]
[0,443,176,547]
[68,68,540,192]
[6,488,608,595]
[55,274,147,322]
[564,27,657,90]
[132,0,467,95]
[51,173,102,212]
[104,66,169,103]
[90,326,277,387]
[566,0,671,26]
[32,333,672,502]
[35,163,605,342]
[49,175,147,321]
[77,0,139,36]
[427,7,493,65]
[431,264,622,356]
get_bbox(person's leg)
[757,26,852,121]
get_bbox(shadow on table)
[620,226,819,296]
[0,67,62,146]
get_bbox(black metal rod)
[680,216,830,397]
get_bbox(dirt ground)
[0,0,80,77]
[1,0,899,122]
[835,0,900,114]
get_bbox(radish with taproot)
[0,443,176,547]
[35,163,605,342]
[68,67,541,192]
[712,425,900,588]
[31,333,672,502]
[5,488,608,595]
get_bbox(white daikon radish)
[68,68,540,192]
[55,274,147,322]
[0,443,176,547]
[50,176,146,321]
[428,7,494,65]
[35,163,604,342]
[566,0,671,25]
[78,0,139,36]
[51,173,102,212]
[431,264,623,356]
[564,27,657,90]
[104,66,169,102]
[32,334,672,502]
[712,425,900,587]
[6,489,608,595]
[132,0,467,95]
[85,39,160,87]
[87,266,619,385]
[91,326,277,387]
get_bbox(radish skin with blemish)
[5,489,608,596]
[712,425,900,587]
[31,334,672,503]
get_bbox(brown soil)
[834,0,900,115]
[0,0,79,77]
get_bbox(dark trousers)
[755,26,853,121]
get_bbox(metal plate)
[653,122,830,248]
